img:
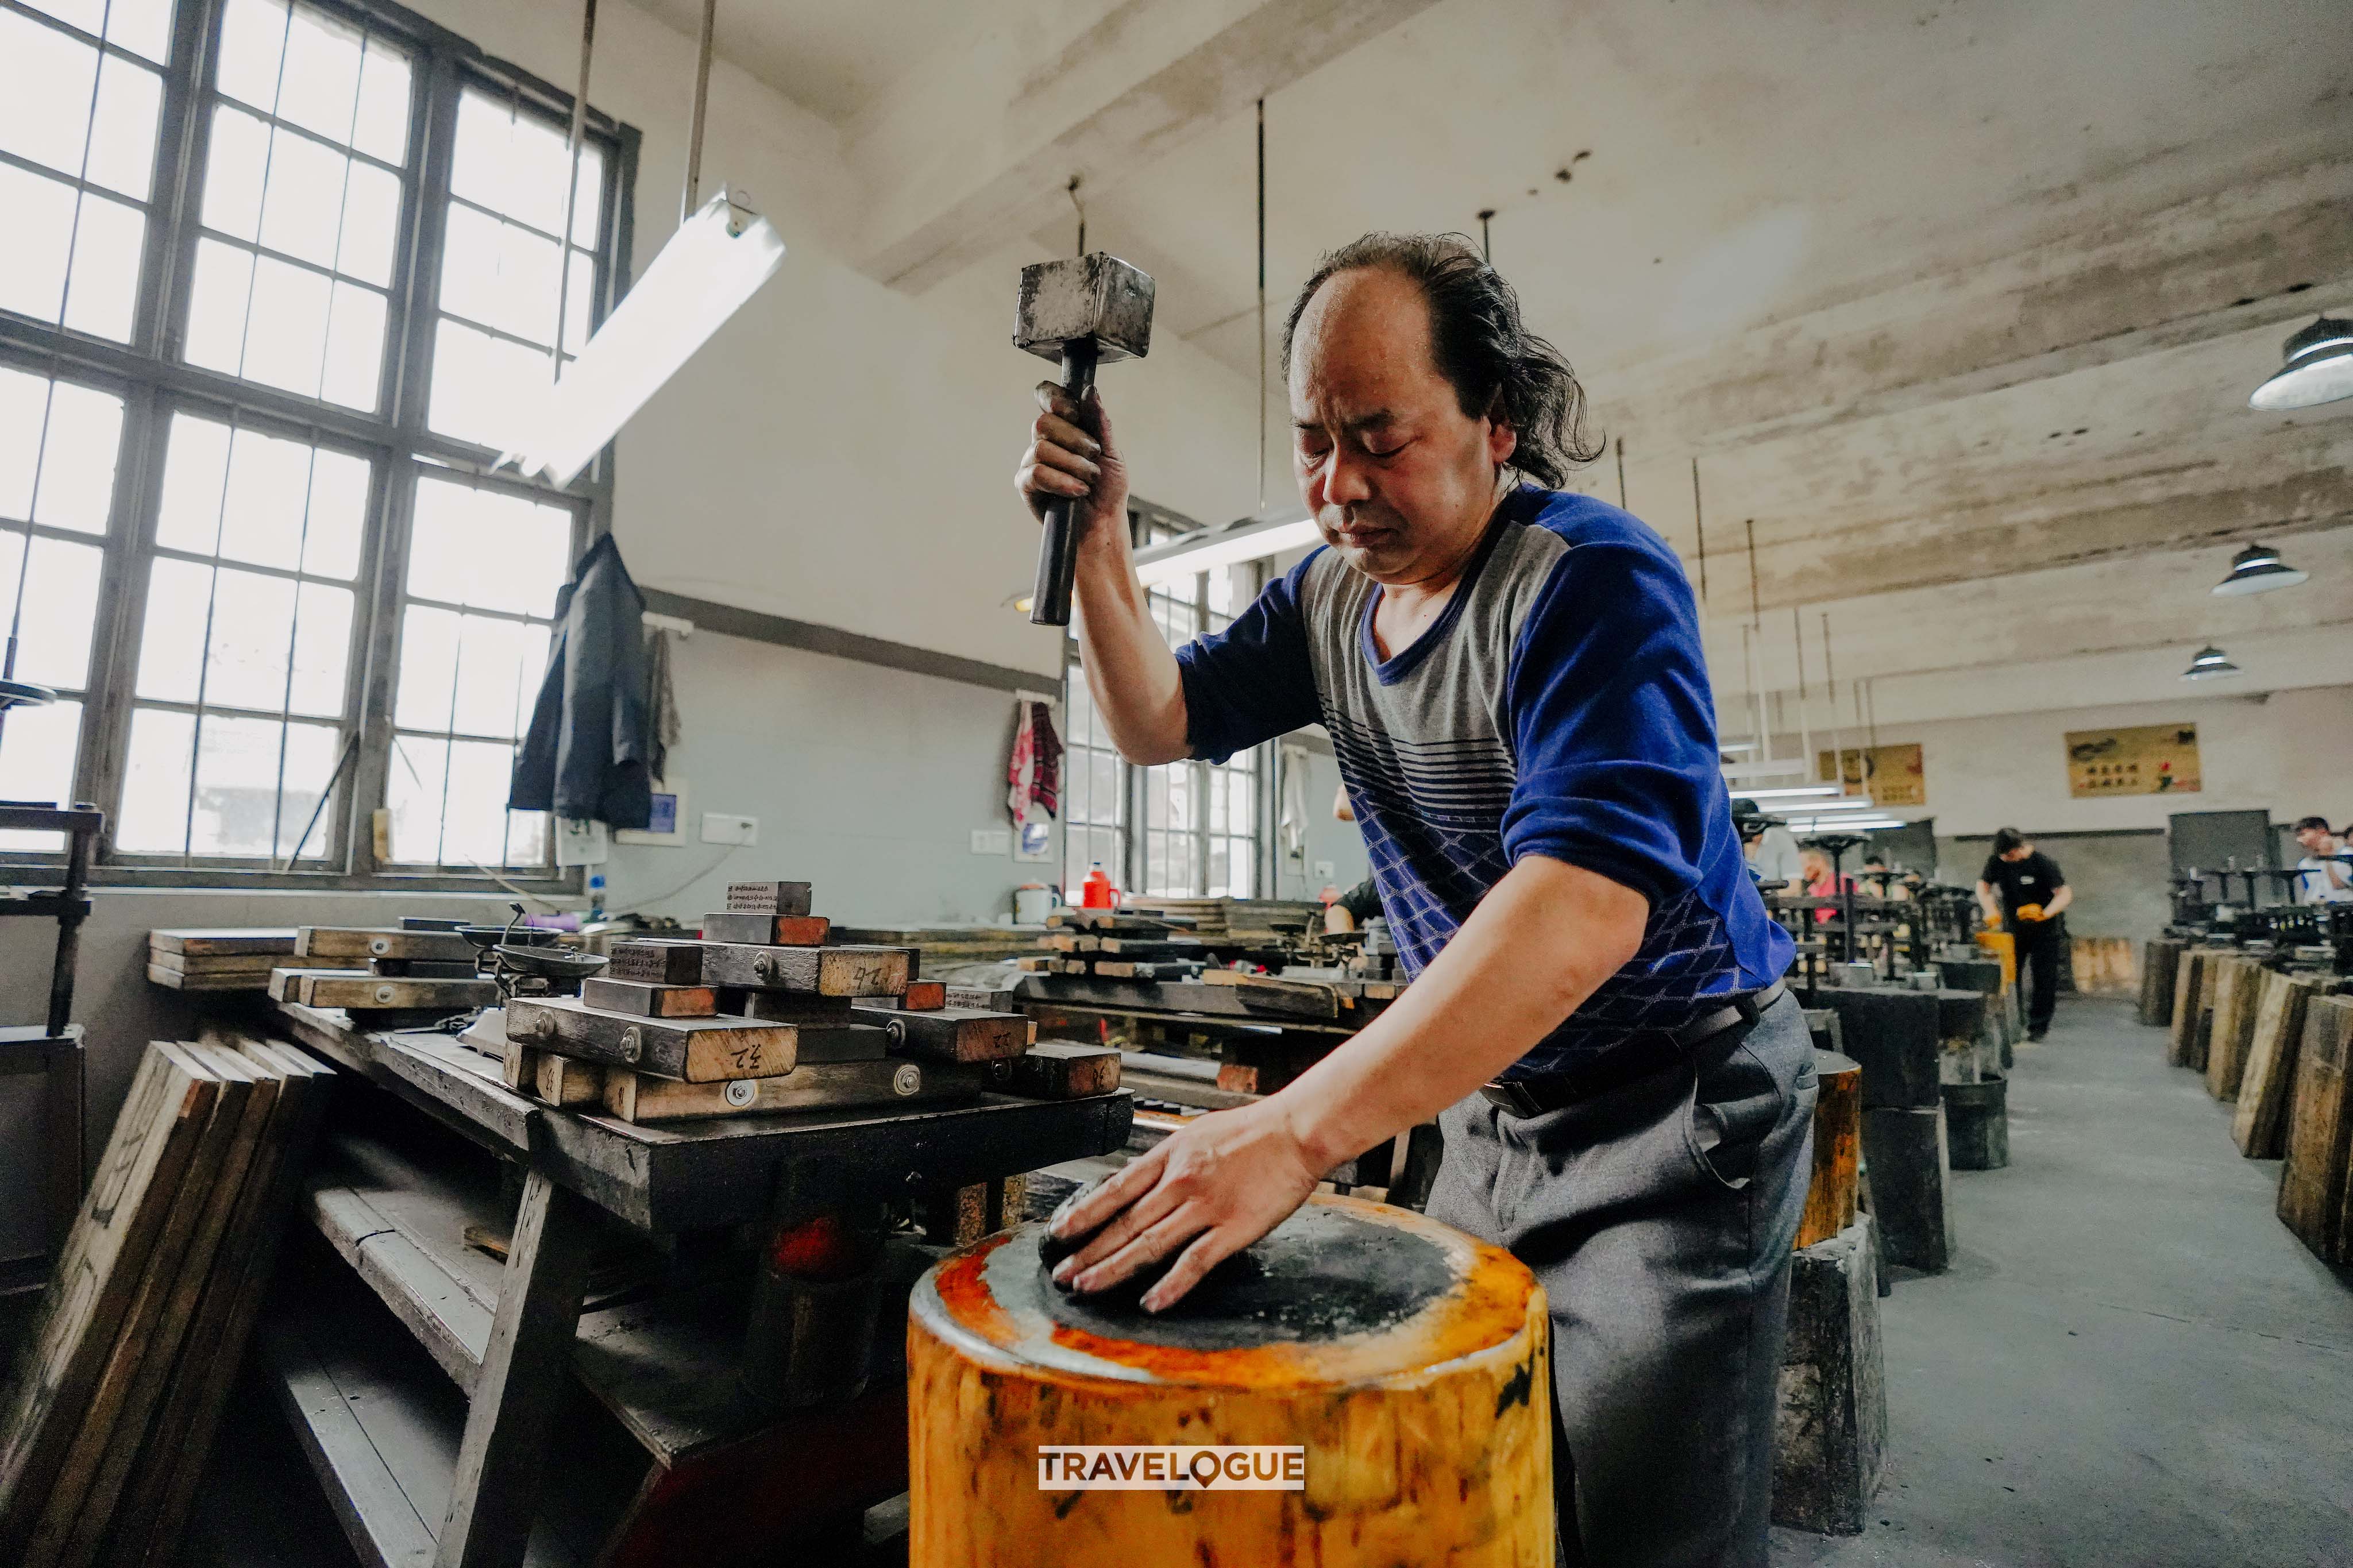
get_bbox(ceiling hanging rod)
[680,0,716,221]
[1690,458,1709,603]
[550,0,597,383]
[1792,605,1811,785]
[1256,97,1267,512]
[1822,611,1851,804]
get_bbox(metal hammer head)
[1015,253,1155,364]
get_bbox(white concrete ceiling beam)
[1596,157,2353,452]
[1701,521,2353,698]
[841,0,1440,293]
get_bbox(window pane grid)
[117,405,363,862]
[385,467,568,870]
[0,362,122,849]
[1059,667,1125,898]
[426,84,604,453]
[182,0,410,410]
[0,0,167,342]
[1,0,625,886]
[1134,553,1263,898]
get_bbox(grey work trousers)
[1426,994,1817,1568]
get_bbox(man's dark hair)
[1991,827,2027,856]
[1280,233,1601,488]
[2294,815,2332,833]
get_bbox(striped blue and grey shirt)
[1176,485,1793,1079]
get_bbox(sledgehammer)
[1014,253,1155,627]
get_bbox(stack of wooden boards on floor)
[2161,944,2353,1263]
[0,1033,333,1568]
[499,880,1120,1122]
[1024,907,1208,979]
[145,929,339,992]
[270,922,499,1012]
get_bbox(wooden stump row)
[2280,995,2353,1265]
[2138,939,2182,1027]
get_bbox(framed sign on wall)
[1817,743,1927,808]
[2065,725,2200,797]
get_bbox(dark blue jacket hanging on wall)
[509,533,654,829]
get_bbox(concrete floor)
[1771,995,2353,1567]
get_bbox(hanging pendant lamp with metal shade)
[2181,645,2241,681]
[2249,315,2353,412]
[2211,541,2309,596]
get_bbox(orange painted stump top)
[907,1195,1553,1567]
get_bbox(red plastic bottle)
[1081,862,1121,910]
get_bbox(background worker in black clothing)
[1976,827,2073,1040]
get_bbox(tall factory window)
[180,0,409,410]
[1136,548,1263,901]
[0,366,120,852]
[0,0,631,889]
[1058,670,1126,899]
[115,409,368,862]
[0,0,172,343]
[383,469,568,867]
[426,86,601,450]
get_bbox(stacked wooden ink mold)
[1020,906,1208,979]
[500,880,1119,1122]
[270,923,500,1012]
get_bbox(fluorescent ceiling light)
[2211,541,2308,596]
[504,189,787,487]
[1720,759,1808,781]
[1739,785,1838,800]
[1132,515,1321,588]
[2181,644,2240,681]
[1788,816,1904,832]
[2249,315,2353,412]
[1796,798,1882,812]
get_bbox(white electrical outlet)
[701,812,759,846]
[1314,860,1335,880]
[971,827,1013,856]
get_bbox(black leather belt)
[1479,980,1789,1118]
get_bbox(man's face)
[2297,825,2333,853]
[2001,845,2032,863]
[1290,267,1517,585]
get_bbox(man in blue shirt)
[1021,233,1812,1566]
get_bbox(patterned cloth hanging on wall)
[1007,697,1063,858]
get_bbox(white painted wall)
[1879,685,2353,839]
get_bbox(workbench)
[254,999,1133,1568]
[1008,971,1438,1203]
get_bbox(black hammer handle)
[1029,340,1101,627]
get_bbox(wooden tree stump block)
[1942,1077,2008,1171]
[1861,1104,1953,1272]
[2234,972,2317,1158]
[908,1196,1550,1567]
[2205,957,2263,1100]
[1797,1053,1861,1250]
[2138,940,2182,1027]
[2279,995,2353,1264]
[2168,949,2220,1069]
[1772,1216,1885,1536]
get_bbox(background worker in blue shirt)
[1019,232,1813,1567]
